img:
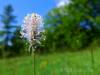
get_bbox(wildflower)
[21,13,44,52]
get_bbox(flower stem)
[34,51,36,75]
[91,48,95,70]
[32,46,36,75]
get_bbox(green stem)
[32,46,36,75]
[91,48,95,70]
[34,51,36,75]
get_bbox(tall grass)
[0,46,100,75]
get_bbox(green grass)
[0,47,100,75]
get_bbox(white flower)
[21,13,44,45]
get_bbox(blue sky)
[0,0,56,25]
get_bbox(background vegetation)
[43,0,100,52]
[0,0,100,74]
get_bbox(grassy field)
[0,47,100,75]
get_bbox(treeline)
[1,0,100,57]
[40,0,100,52]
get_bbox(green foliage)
[0,5,26,57]
[43,0,100,51]
[0,4,17,57]
[10,27,27,56]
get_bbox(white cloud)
[57,0,70,7]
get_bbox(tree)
[44,0,100,51]
[0,4,16,57]
[11,27,26,56]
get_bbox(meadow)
[0,46,100,75]
[0,0,100,75]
